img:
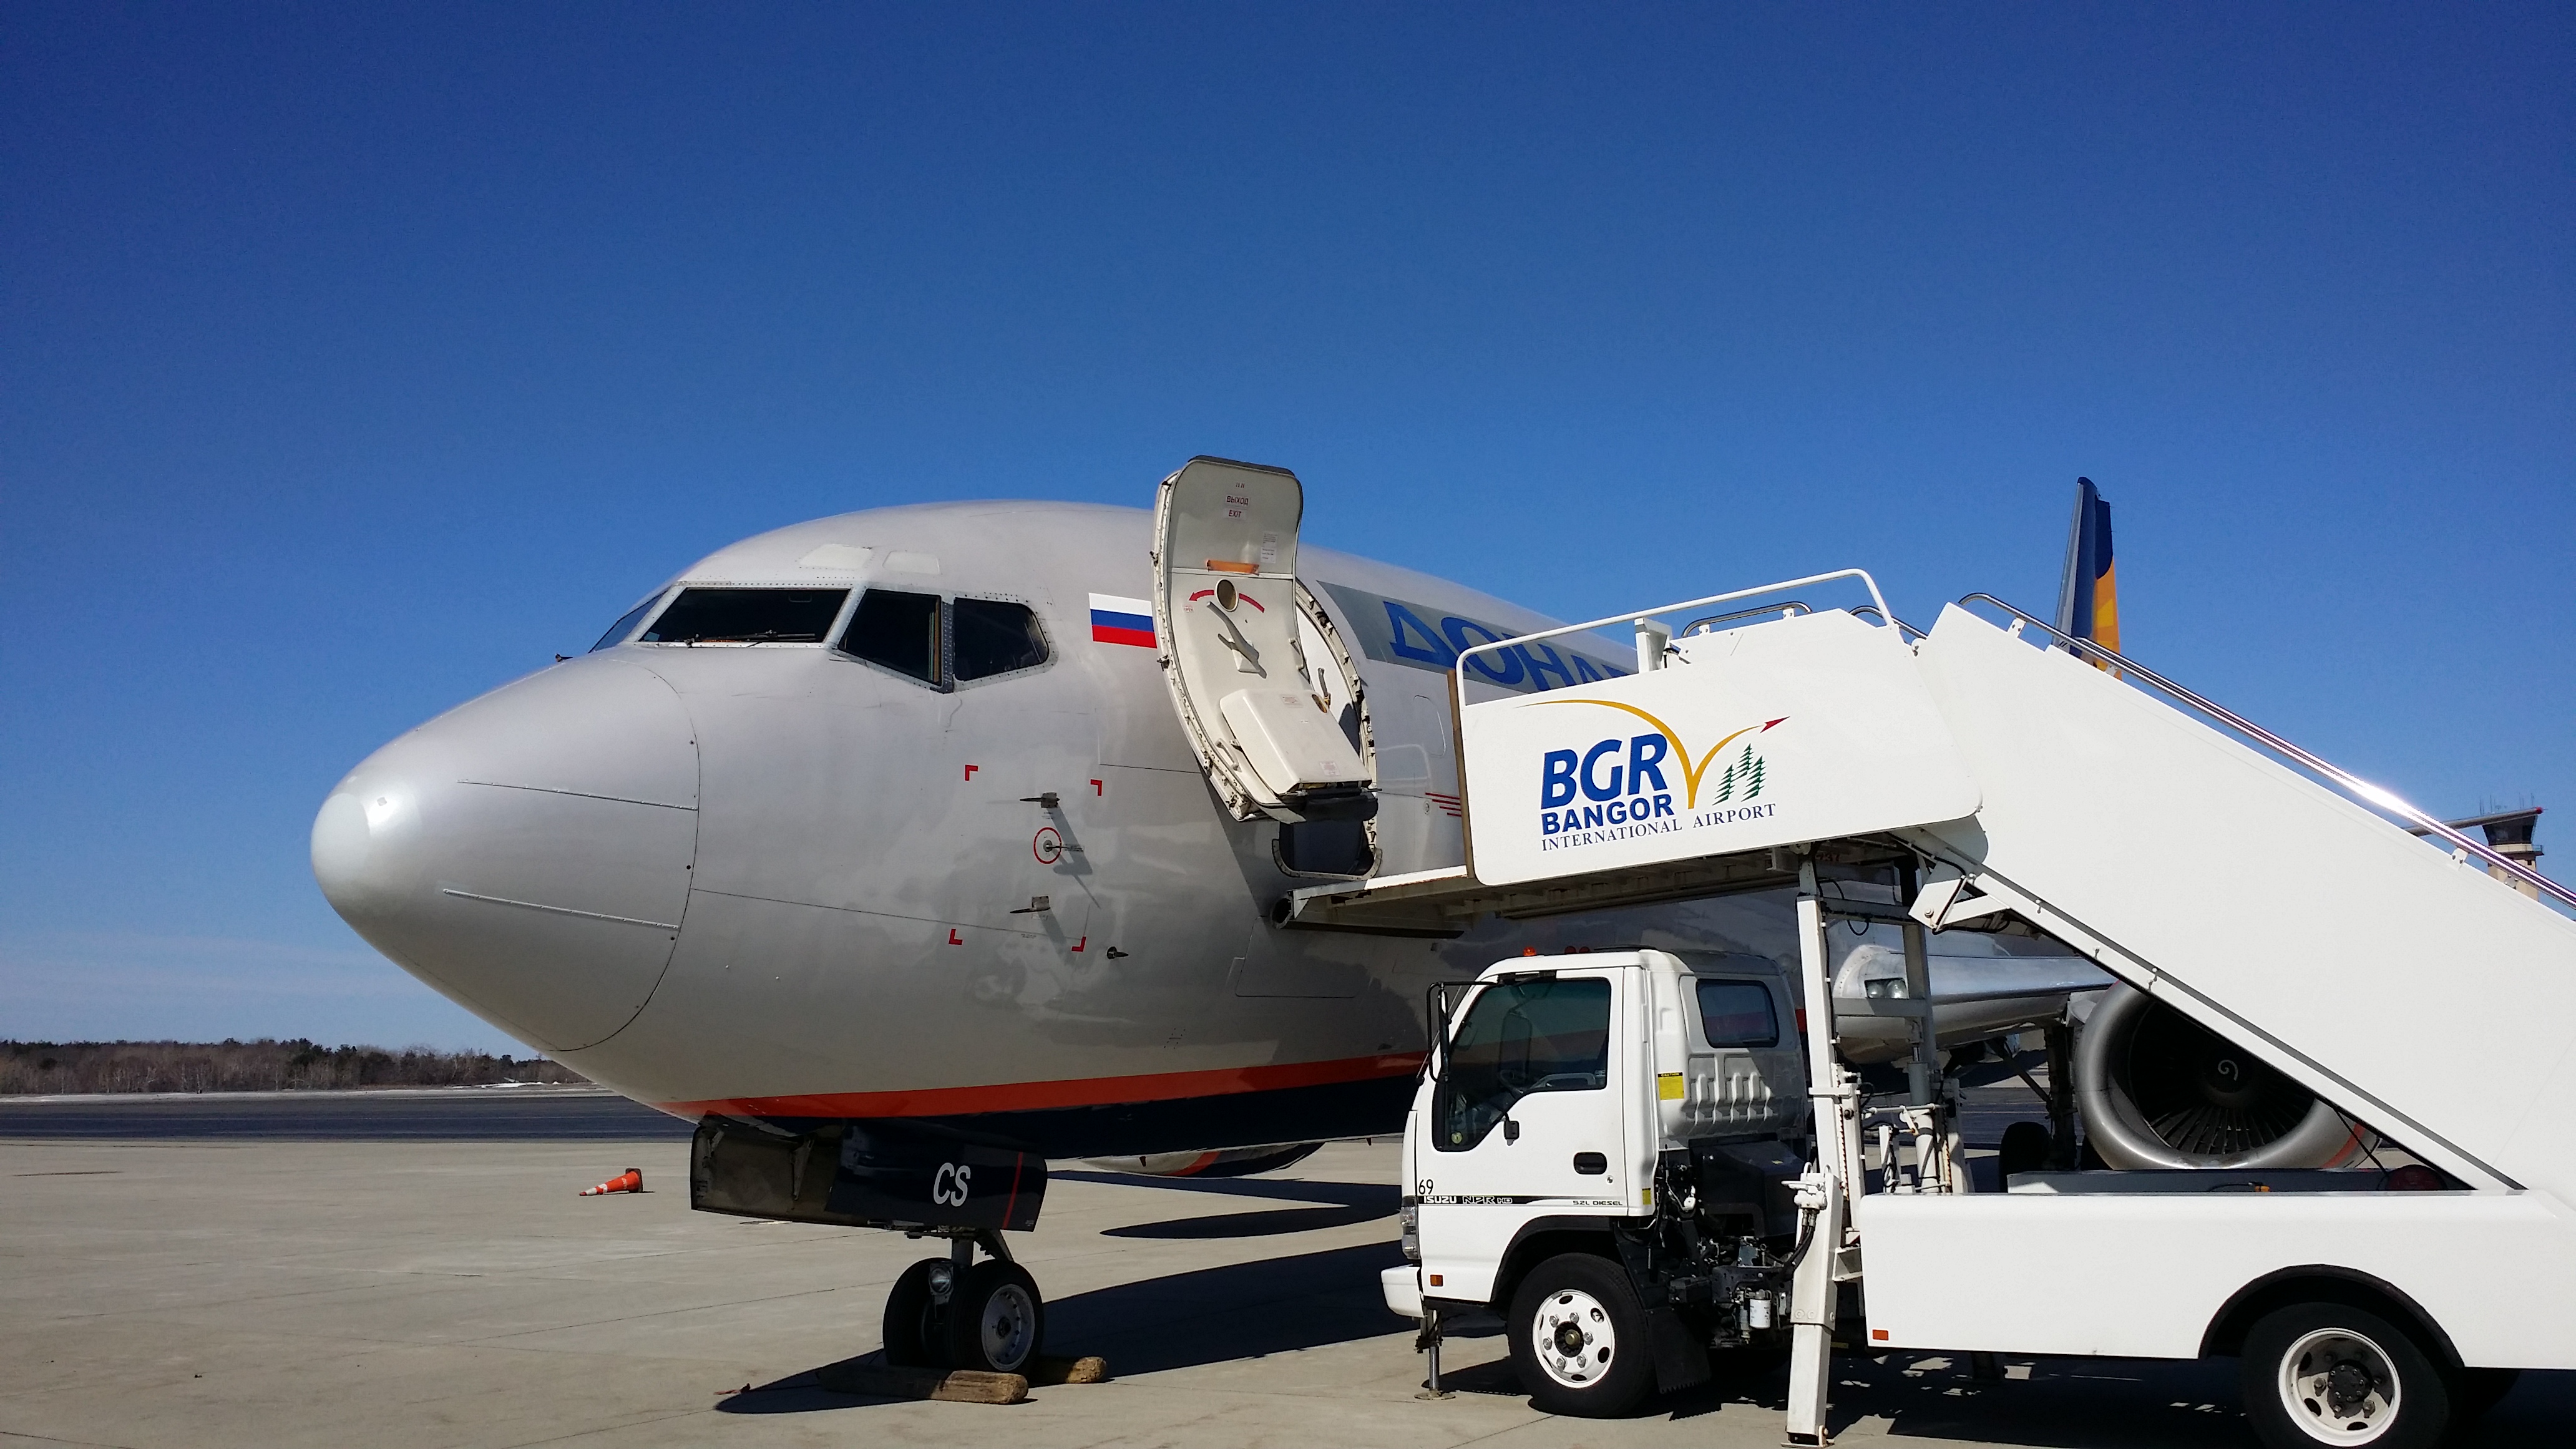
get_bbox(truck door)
[1422,971,1634,1208]
[1151,457,1373,823]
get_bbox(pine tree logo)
[1711,743,1765,802]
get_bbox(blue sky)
[4,5,2568,1053]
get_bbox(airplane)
[313,460,2281,1372]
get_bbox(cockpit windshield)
[589,595,665,652]
[1432,976,1611,1152]
[639,588,849,645]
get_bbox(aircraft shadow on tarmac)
[720,1239,1410,1415]
[1061,1169,1398,1239]
[1100,1203,1393,1238]
[1050,1168,1396,1205]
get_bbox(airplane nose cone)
[313,659,699,1051]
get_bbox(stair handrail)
[1846,604,1927,641]
[1955,593,2576,914]
[1682,601,1811,635]
[1453,568,1896,701]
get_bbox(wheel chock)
[814,1360,1028,1404]
[1027,1355,1110,1385]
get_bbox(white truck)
[1350,570,2576,1448]
[1386,949,1811,1415]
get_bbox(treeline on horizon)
[1,1038,589,1095]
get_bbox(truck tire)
[944,1259,1045,1375]
[1996,1121,2051,1184]
[1507,1252,1654,1418]
[881,1256,951,1368]
[2240,1300,2449,1449]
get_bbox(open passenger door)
[1153,457,1373,823]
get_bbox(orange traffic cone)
[580,1168,643,1196]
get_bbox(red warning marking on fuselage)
[947,929,964,945]
[1033,827,1063,864]
[662,1051,1427,1121]
[1071,936,1086,953]
[1090,779,1103,796]
[963,764,979,781]
[1185,588,1266,611]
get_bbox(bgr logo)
[1525,705,1790,850]
[1539,734,1676,834]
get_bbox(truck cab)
[1388,949,1809,1413]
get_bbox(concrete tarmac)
[2,1098,2566,1447]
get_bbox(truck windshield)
[1433,977,1610,1153]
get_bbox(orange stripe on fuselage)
[659,1051,1424,1120]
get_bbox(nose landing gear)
[882,1231,1047,1376]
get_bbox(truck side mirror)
[1505,1118,1521,1144]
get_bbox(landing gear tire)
[1506,1253,1654,1418]
[882,1256,954,1368]
[2241,1300,2449,1449]
[944,1259,1046,1375]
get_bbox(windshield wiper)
[681,630,822,645]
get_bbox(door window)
[1433,977,1611,1152]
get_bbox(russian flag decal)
[1088,593,1156,648]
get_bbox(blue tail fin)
[2053,477,2118,665]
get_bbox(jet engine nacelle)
[1080,1143,1324,1178]
[2074,983,2371,1170]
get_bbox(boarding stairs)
[1288,571,2576,1205]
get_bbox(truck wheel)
[944,1259,1045,1375]
[1507,1253,1654,1417]
[881,1256,952,1368]
[1996,1121,2051,1184]
[2241,1300,2449,1449]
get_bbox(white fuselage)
[312,500,2090,1155]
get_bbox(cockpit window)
[839,588,941,682]
[639,588,849,645]
[953,598,1049,681]
[590,595,663,652]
